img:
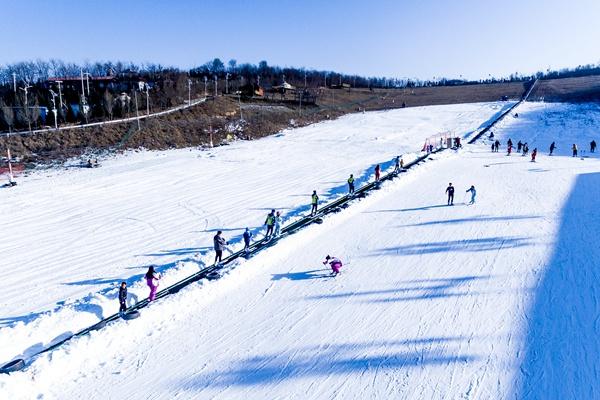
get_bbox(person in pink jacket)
[145,265,161,301]
[323,255,343,276]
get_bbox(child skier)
[446,183,455,206]
[466,185,476,205]
[323,255,343,276]
[119,281,127,313]
[243,227,252,254]
[274,211,282,237]
[145,266,161,302]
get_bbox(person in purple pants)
[145,266,161,301]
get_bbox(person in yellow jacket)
[311,190,319,216]
[347,174,355,194]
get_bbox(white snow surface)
[3,101,600,399]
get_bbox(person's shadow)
[272,269,331,281]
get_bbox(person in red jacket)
[374,164,381,182]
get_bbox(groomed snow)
[2,101,600,399]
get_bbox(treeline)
[1,58,600,132]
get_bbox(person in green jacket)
[264,209,275,238]
[347,174,355,194]
[311,190,319,216]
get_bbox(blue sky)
[1,0,599,79]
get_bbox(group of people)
[118,265,162,314]
[445,183,476,205]
[503,138,538,162]
[501,138,598,160]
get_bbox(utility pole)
[204,76,208,96]
[298,88,302,117]
[83,72,91,96]
[6,131,16,186]
[80,69,85,100]
[214,75,218,96]
[133,90,140,131]
[304,71,307,88]
[12,72,16,93]
[55,80,64,110]
[144,83,150,115]
[19,83,32,133]
[49,90,58,130]
[188,79,192,105]
[225,73,230,94]
[257,75,260,87]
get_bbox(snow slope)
[0,102,511,365]
[3,101,600,399]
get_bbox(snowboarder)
[274,211,282,237]
[264,209,276,238]
[374,164,381,182]
[446,183,455,206]
[243,228,252,254]
[145,266,161,302]
[347,174,355,194]
[591,140,597,153]
[311,190,319,216]
[517,141,523,153]
[118,281,127,313]
[466,185,476,204]
[572,144,578,157]
[549,142,556,155]
[213,231,228,264]
[323,255,343,276]
[531,148,537,162]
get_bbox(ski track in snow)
[2,102,600,399]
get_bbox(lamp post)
[55,80,64,110]
[12,72,16,93]
[214,75,218,96]
[225,73,230,94]
[6,131,16,186]
[188,79,192,106]
[204,76,208,96]
[49,90,58,130]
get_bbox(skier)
[243,227,252,255]
[517,141,523,153]
[274,211,282,237]
[549,142,556,155]
[494,140,500,152]
[531,148,537,162]
[374,164,381,182]
[347,174,355,194]
[572,144,578,157]
[213,231,228,264]
[522,143,529,156]
[400,158,404,169]
[145,266,161,302]
[311,190,319,216]
[591,140,597,153]
[507,144,512,156]
[507,138,513,149]
[323,255,343,276]
[264,209,276,238]
[394,156,400,173]
[118,281,127,313]
[446,183,455,206]
[489,132,494,139]
[466,185,476,204]
[491,143,495,152]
